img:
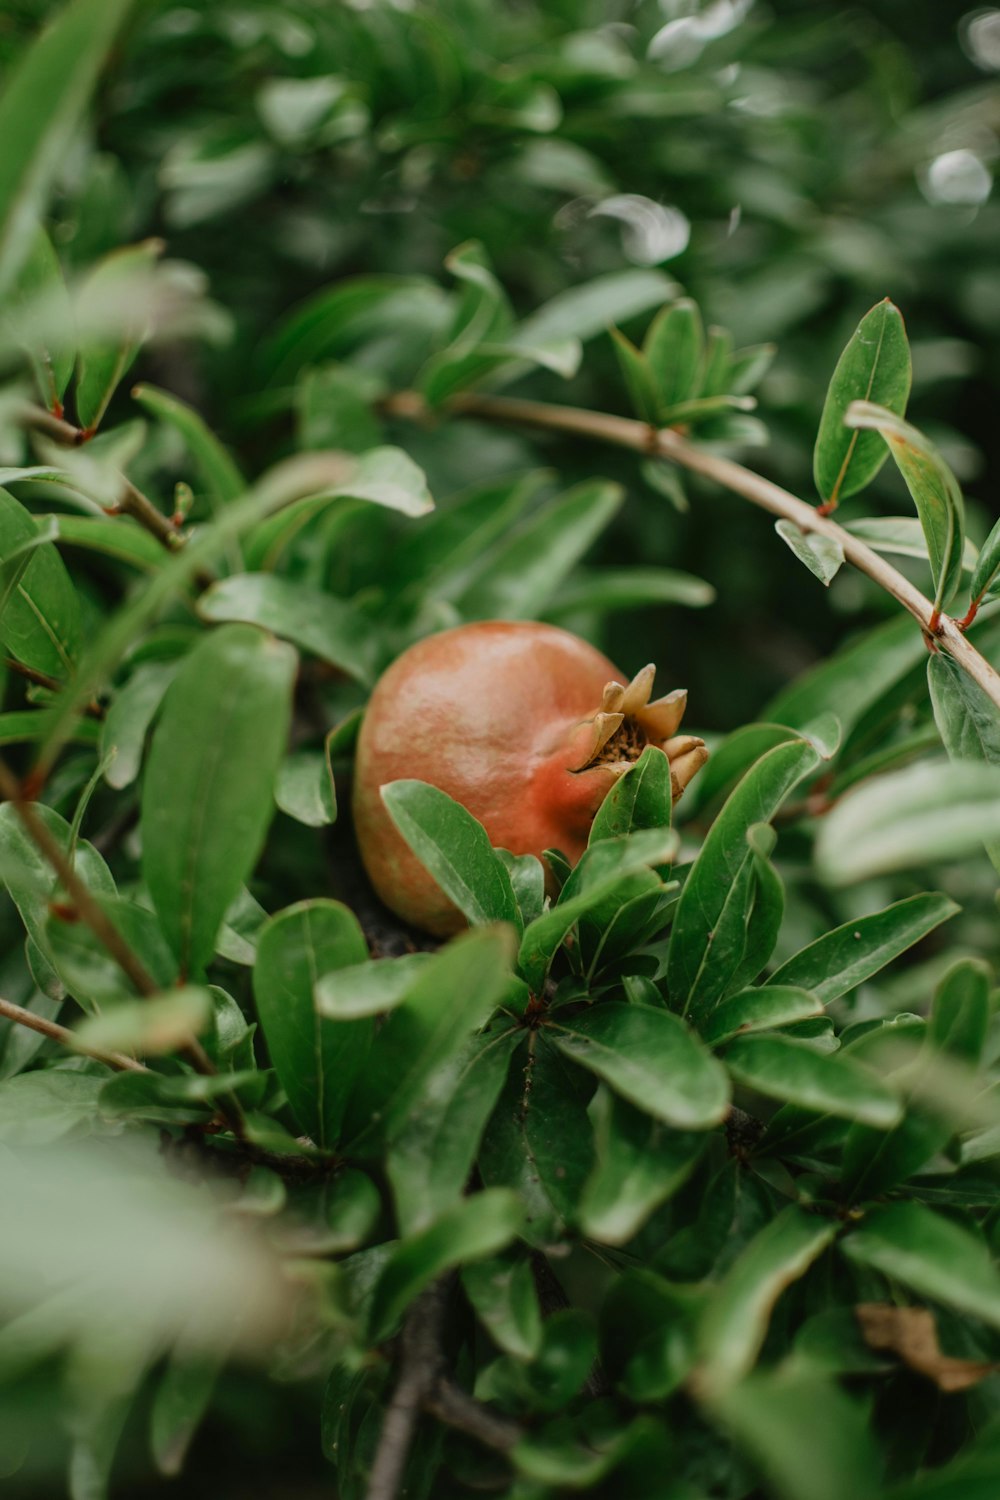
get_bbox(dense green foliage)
[2,2,1000,1497]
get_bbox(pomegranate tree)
[352,620,708,935]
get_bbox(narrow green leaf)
[380,780,520,930]
[590,745,672,843]
[199,574,372,684]
[694,1207,836,1396]
[74,986,212,1057]
[816,759,1000,885]
[610,328,661,424]
[142,624,296,977]
[813,298,911,506]
[774,520,844,587]
[46,897,177,1013]
[769,893,959,1004]
[253,900,369,1148]
[368,1189,522,1342]
[841,1201,1000,1329]
[929,652,1000,869]
[644,298,704,412]
[765,612,926,735]
[844,516,977,571]
[151,1350,223,1478]
[666,737,820,1019]
[132,384,245,508]
[703,985,824,1046]
[75,241,163,434]
[0,710,97,748]
[0,0,135,295]
[51,513,166,573]
[0,488,81,676]
[845,401,964,613]
[516,269,675,348]
[7,224,74,409]
[101,661,177,790]
[724,1034,902,1126]
[698,324,734,398]
[550,1003,730,1129]
[969,511,1000,608]
[315,953,435,1021]
[543,566,715,618]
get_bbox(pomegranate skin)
[352,621,707,937]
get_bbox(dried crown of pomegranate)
[352,621,707,937]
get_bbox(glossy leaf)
[7,224,74,409]
[132,384,245,508]
[0,0,135,294]
[724,1034,902,1126]
[666,737,820,1020]
[611,328,661,424]
[516,268,674,348]
[968,511,1000,608]
[702,985,823,1046]
[813,298,911,506]
[769,892,959,1004]
[367,1189,522,1342]
[74,986,212,1057]
[50,513,166,573]
[816,759,1000,885]
[142,623,296,978]
[101,661,177,789]
[590,745,672,843]
[580,1088,705,1245]
[544,566,715,618]
[844,515,977,571]
[842,1202,1000,1329]
[45,896,177,1013]
[928,651,1000,870]
[315,953,435,1021]
[199,574,372,683]
[765,611,926,735]
[694,1207,836,1396]
[845,402,964,612]
[253,900,369,1147]
[644,298,704,413]
[774,519,844,587]
[75,240,163,433]
[274,750,336,827]
[151,1351,223,1478]
[461,1254,542,1360]
[381,780,520,929]
[0,488,81,677]
[550,1002,730,1129]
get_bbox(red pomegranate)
[352,621,707,936]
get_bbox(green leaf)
[815,759,1000,885]
[928,651,1000,869]
[694,1207,836,1396]
[101,661,177,790]
[723,1034,902,1126]
[969,511,1000,607]
[765,612,926,736]
[199,574,372,684]
[343,927,517,1155]
[0,1069,106,1144]
[74,986,212,1057]
[0,488,81,676]
[274,749,336,827]
[813,298,911,506]
[50,513,166,573]
[543,566,715,618]
[455,480,623,621]
[518,828,678,991]
[928,955,991,1062]
[580,1088,705,1246]
[45,896,177,1013]
[0,709,98,749]
[75,240,163,434]
[845,402,964,613]
[151,1350,223,1478]
[516,269,675,349]
[367,1189,522,1342]
[132,384,246,509]
[380,780,521,929]
[589,745,672,843]
[644,298,704,413]
[841,1201,1000,1329]
[253,900,369,1148]
[550,1003,730,1129]
[387,1022,521,1233]
[142,623,296,978]
[769,892,959,1004]
[0,799,115,965]
[496,850,546,927]
[703,985,824,1046]
[844,515,977,571]
[7,223,74,409]
[461,1254,542,1361]
[666,737,820,1020]
[0,0,135,295]
[774,520,844,587]
[611,328,661,424]
[315,953,435,1021]
[708,1367,881,1500]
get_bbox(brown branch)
[116,479,184,554]
[366,1282,449,1500]
[0,992,147,1072]
[423,1375,522,1453]
[18,402,87,445]
[384,390,1000,715]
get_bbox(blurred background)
[1,0,999,1493]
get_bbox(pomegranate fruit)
[352,620,707,936]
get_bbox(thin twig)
[366,1283,449,1500]
[116,479,184,554]
[384,390,1000,715]
[423,1376,522,1453]
[4,656,105,719]
[0,992,147,1072]
[18,402,87,445]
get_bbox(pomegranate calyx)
[567,664,707,798]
